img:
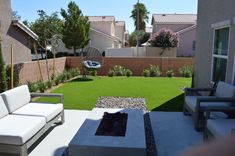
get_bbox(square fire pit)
[69,108,146,156]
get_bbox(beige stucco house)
[195,0,235,87]
[56,16,126,53]
[0,0,38,64]
[151,14,197,57]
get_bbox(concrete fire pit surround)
[69,108,146,156]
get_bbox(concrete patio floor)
[28,110,203,156]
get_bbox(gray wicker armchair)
[183,81,235,131]
[80,47,103,77]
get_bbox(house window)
[212,27,230,82]
[192,41,196,51]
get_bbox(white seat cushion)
[185,96,229,112]
[1,85,30,113]
[0,96,9,119]
[12,103,63,122]
[207,119,235,137]
[0,115,46,145]
[215,81,235,98]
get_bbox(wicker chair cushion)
[83,60,101,69]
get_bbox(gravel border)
[63,97,156,156]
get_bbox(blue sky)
[12,0,197,33]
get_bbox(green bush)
[45,81,52,89]
[125,69,133,77]
[55,76,61,85]
[142,69,150,77]
[6,65,19,88]
[149,65,161,77]
[69,68,80,77]
[27,81,38,92]
[166,69,174,78]
[89,70,97,76]
[113,65,126,76]
[107,69,114,77]
[37,80,46,93]
[0,41,7,92]
[179,65,193,78]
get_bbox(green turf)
[36,77,191,111]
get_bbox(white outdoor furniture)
[0,85,64,156]
[183,81,235,131]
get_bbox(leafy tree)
[12,11,21,20]
[130,3,149,31]
[0,39,7,92]
[129,30,150,46]
[61,1,90,55]
[30,10,63,47]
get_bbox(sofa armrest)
[30,93,64,103]
[184,88,215,96]
[205,106,235,120]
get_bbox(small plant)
[166,69,174,78]
[55,76,61,85]
[125,69,133,77]
[107,69,114,77]
[37,80,46,93]
[142,69,150,77]
[27,81,38,92]
[69,68,80,77]
[113,65,126,76]
[149,65,161,77]
[179,65,193,78]
[46,81,52,89]
[89,70,97,76]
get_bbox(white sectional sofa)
[0,85,64,156]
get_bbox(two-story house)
[151,14,197,57]
[0,0,38,64]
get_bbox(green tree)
[61,1,90,55]
[12,11,21,20]
[130,3,149,31]
[0,39,7,92]
[30,10,63,47]
[129,30,150,46]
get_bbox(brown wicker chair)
[80,47,103,77]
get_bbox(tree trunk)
[73,47,76,56]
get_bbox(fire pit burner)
[95,112,128,136]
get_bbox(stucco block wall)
[19,57,66,83]
[195,0,235,87]
[67,57,194,77]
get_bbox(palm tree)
[130,2,149,31]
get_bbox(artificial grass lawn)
[36,77,191,111]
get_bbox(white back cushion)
[0,96,9,119]
[215,81,235,98]
[1,85,31,113]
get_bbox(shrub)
[113,65,126,76]
[107,69,114,77]
[6,65,19,88]
[37,80,46,93]
[142,69,150,77]
[166,69,174,78]
[125,69,133,77]
[89,70,97,76]
[45,81,52,89]
[179,65,193,78]
[0,41,7,92]
[149,65,161,77]
[55,76,61,85]
[69,68,80,77]
[149,28,179,48]
[27,81,38,92]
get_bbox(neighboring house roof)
[90,28,121,42]
[151,14,197,25]
[177,24,196,34]
[12,20,38,40]
[88,16,115,22]
[145,27,153,33]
